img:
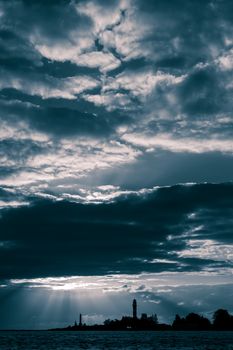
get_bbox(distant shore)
[1,308,233,332]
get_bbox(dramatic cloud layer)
[0,0,233,328]
[0,182,232,280]
[0,0,233,195]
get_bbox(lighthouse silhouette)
[132,299,137,319]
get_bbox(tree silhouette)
[172,313,211,330]
[213,309,233,330]
[50,307,233,331]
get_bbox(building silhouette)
[49,298,233,332]
[132,299,137,319]
[79,313,82,327]
[141,313,147,320]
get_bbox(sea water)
[0,330,233,350]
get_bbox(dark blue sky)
[0,0,233,328]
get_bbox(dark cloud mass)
[0,183,232,279]
[0,0,233,328]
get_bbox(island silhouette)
[49,299,233,331]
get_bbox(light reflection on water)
[0,330,233,349]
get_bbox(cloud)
[37,47,121,73]
[72,51,121,72]
[0,129,140,187]
[101,70,186,102]
[121,133,233,154]
[0,0,232,201]
[8,270,233,292]
[0,183,232,280]
[0,70,100,99]
[0,200,29,209]
[179,239,233,262]
[217,49,233,71]
[76,0,125,34]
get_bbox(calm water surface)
[0,330,233,350]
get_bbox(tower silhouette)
[79,313,82,327]
[133,299,137,319]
